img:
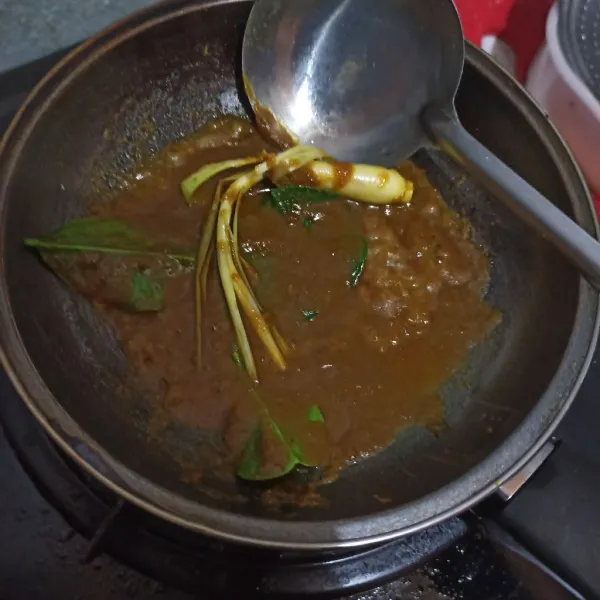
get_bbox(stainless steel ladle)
[242,0,600,289]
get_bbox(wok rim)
[0,0,598,550]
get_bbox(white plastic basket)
[527,4,600,195]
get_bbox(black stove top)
[0,48,598,600]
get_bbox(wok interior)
[2,2,581,521]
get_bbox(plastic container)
[527,4,600,195]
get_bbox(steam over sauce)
[91,117,498,484]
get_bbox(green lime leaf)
[38,251,176,313]
[264,185,338,216]
[236,426,264,480]
[129,272,164,312]
[302,309,319,322]
[24,217,195,263]
[307,405,325,424]
[236,417,303,481]
[26,217,194,313]
[236,390,318,481]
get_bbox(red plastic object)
[454,0,554,81]
[454,0,600,213]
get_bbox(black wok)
[0,0,597,550]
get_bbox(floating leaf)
[129,272,164,312]
[348,238,368,287]
[307,405,325,424]
[302,216,314,230]
[264,185,338,216]
[26,217,194,312]
[237,390,318,481]
[302,309,319,322]
[25,217,195,264]
[237,416,303,481]
[39,252,175,313]
[236,426,264,480]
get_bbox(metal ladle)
[242,0,600,289]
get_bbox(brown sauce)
[90,117,499,484]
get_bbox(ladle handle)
[425,107,600,291]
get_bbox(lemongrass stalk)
[241,255,258,282]
[201,244,213,301]
[217,146,324,378]
[191,143,416,380]
[181,155,264,203]
[280,161,414,204]
[232,194,264,311]
[271,326,290,355]
[231,271,286,371]
[194,180,227,368]
[217,205,258,380]
[269,146,328,182]
[226,220,286,366]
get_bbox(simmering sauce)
[88,117,499,483]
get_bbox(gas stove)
[0,48,597,600]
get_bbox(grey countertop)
[0,0,159,74]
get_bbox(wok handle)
[425,107,600,290]
[492,442,600,599]
[484,348,600,599]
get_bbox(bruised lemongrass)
[201,245,213,301]
[232,192,253,293]
[194,169,257,366]
[271,325,290,355]
[231,200,290,358]
[216,161,276,380]
[231,191,271,318]
[280,161,414,204]
[189,142,413,381]
[232,271,285,370]
[194,179,228,367]
[217,146,325,379]
[230,171,257,296]
[181,155,264,203]
[268,146,330,182]
[241,255,259,282]
[217,240,258,379]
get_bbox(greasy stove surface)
[0,47,594,600]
